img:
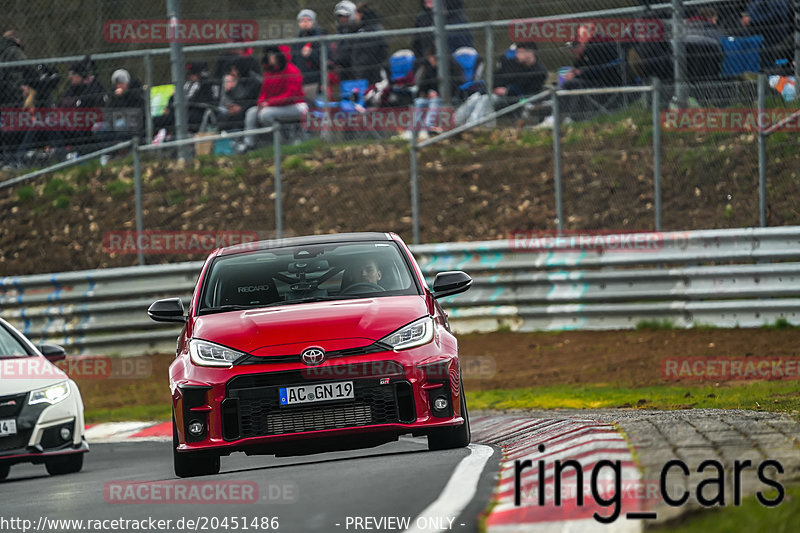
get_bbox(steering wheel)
[341,282,385,294]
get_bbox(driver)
[342,257,384,293]
[357,258,382,285]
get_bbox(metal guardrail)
[2,226,800,355]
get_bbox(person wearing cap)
[291,9,330,102]
[239,46,306,151]
[59,57,107,109]
[331,0,357,85]
[153,61,219,135]
[102,69,145,135]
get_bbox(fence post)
[758,73,767,227]
[273,128,283,239]
[551,85,564,232]
[433,0,452,106]
[320,37,330,140]
[132,137,145,266]
[671,0,687,107]
[143,53,154,144]
[166,0,189,160]
[410,127,421,245]
[485,23,494,97]
[652,78,662,231]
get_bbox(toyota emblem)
[301,347,326,366]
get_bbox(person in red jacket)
[240,45,307,151]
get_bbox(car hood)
[0,357,69,396]
[192,295,429,355]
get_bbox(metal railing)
[2,226,800,355]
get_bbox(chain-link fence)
[1,0,799,275]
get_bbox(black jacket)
[415,57,464,96]
[411,1,474,59]
[337,11,389,84]
[0,37,31,105]
[291,26,329,85]
[573,39,624,87]
[59,77,108,108]
[494,56,548,97]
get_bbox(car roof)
[217,232,397,257]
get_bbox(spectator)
[405,45,464,138]
[336,3,389,85]
[564,23,625,89]
[492,42,548,99]
[239,45,306,152]
[548,23,627,124]
[1,30,33,167]
[59,57,107,109]
[684,8,724,81]
[106,69,145,128]
[0,31,30,106]
[332,0,358,80]
[217,59,261,131]
[411,0,474,59]
[56,57,108,154]
[213,36,261,82]
[7,63,61,169]
[630,8,726,83]
[291,9,329,101]
[455,42,547,126]
[741,0,793,66]
[153,61,219,135]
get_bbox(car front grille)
[0,428,32,452]
[225,366,415,440]
[0,394,26,418]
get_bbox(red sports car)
[148,232,473,477]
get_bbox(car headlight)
[189,339,246,367]
[29,381,70,405]
[380,317,434,351]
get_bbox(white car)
[0,317,88,480]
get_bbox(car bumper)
[172,348,464,454]
[0,381,88,465]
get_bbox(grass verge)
[466,382,800,412]
[85,404,171,424]
[650,486,800,533]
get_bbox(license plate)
[0,419,17,437]
[279,381,354,406]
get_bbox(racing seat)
[217,268,280,307]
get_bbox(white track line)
[403,444,495,533]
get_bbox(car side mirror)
[432,271,472,299]
[148,298,187,323]
[38,344,66,363]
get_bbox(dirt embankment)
[2,121,799,276]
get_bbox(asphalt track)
[2,438,500,533]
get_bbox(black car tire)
[0,463,9,481]
[427,378,471,451]
[45,453,84,476]
[173,413,220,478]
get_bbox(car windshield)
[198,241,420,314]
[0,323,32,358]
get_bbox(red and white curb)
[85,421,171,442]
[472,415,646,533]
